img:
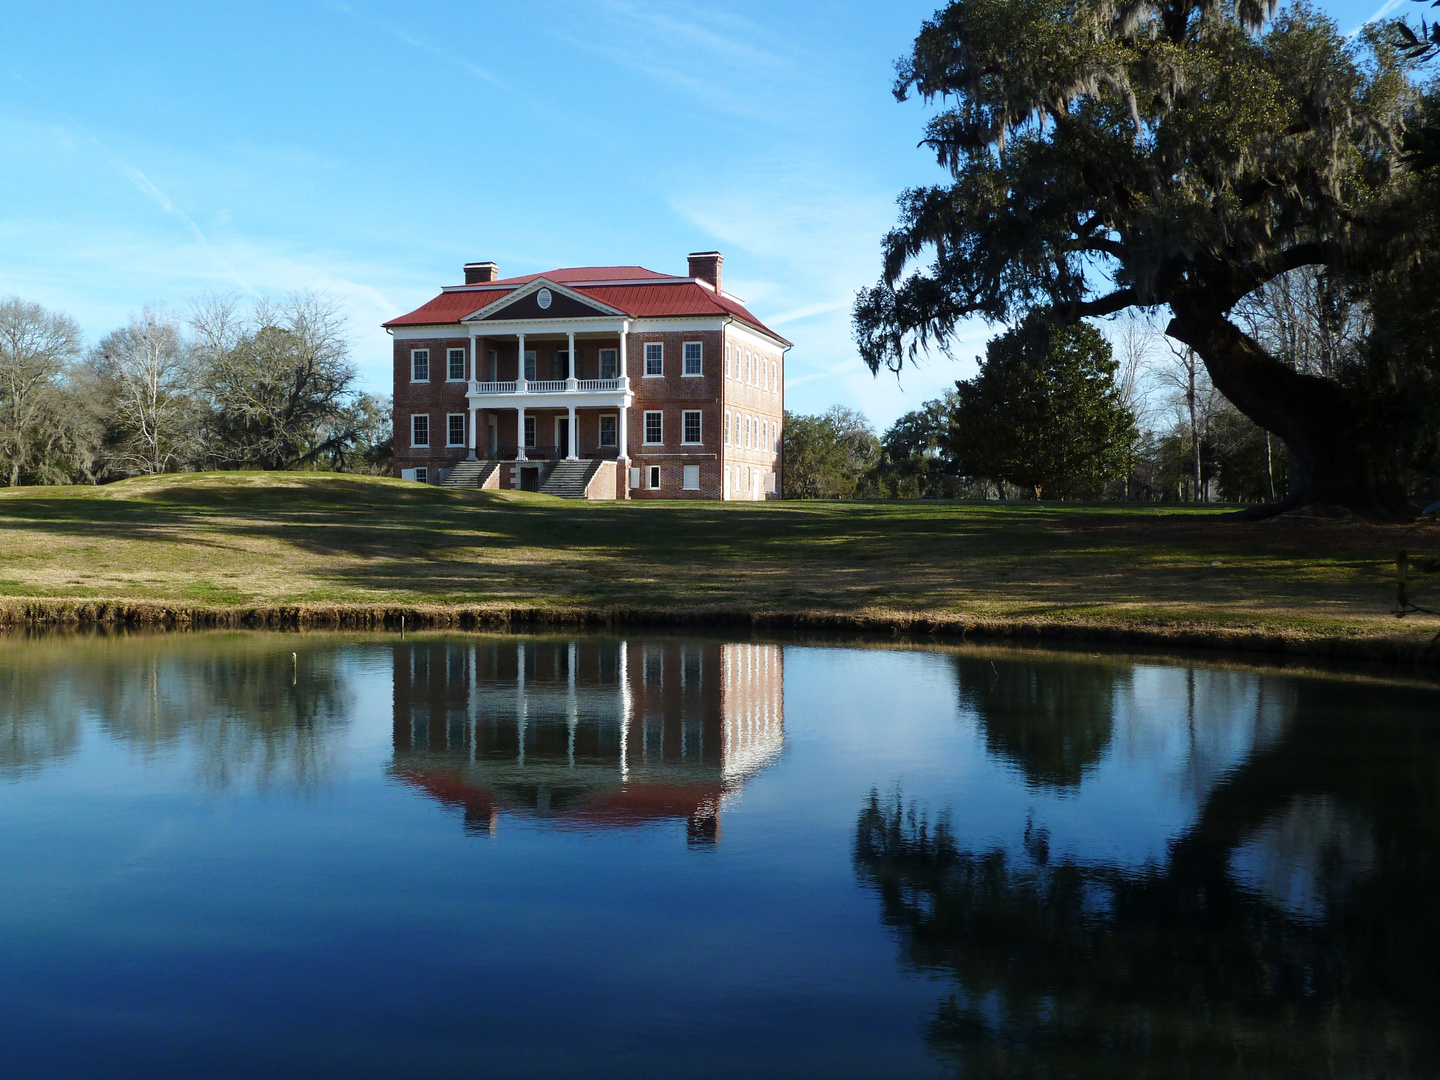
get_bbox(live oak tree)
[854,0,1427,517]
[948,313,1138,499]
[191,293,357,471]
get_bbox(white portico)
[461,279,633,462]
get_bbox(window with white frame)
[647,465,661,490]
[552,350,569,379]
[411,413,429,447]
[447,413,466,447]
[761,357,768,390]
[447,348,466,381]
[411,349,429,382]
[683,465,700,490]
[683,342,702,376]
[414,467,428,485]
[682,410,701,445]
[599,348,618,379]
[523,350,537,381]
[773,360,779,391]
[643,410,663,444]
[724,411,730,445]
[725,343,731,378]
[488,349,499,381]
[523,416,536,448]
[644,342,664,376]
[599,414,618,448]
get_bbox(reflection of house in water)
[390,639,783,843]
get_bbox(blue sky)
[0,0,1406,431]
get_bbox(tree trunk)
[1187,354,1202,504]
[1264,432,1276,503]
[1166,310,1412,519]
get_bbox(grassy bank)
[0,472,1436,661]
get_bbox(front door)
[487,415,498,457]
[555,417,570,458]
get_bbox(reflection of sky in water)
[783,650,1289,870]
[1228,794,1378,922]
[1,635,1433,1078]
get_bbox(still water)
[1,632,1437,1078]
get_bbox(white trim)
[682,464,701,491]
[643,341,664,378]
[598,412,619,449]
[445,412,467,447]
[410,413,430,448]
[445,347,467,382]
[598,347,619,380]
[642,409,663,445]
[463,276,627,321]
[647,464,661,490]
[410,348,431,382]
[681,409,702,446]
[682,340,703,377]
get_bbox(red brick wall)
[624,328,723,501]
[392,335,472,477]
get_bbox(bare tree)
[93,308,197,475]
[1234,267,1370,382]
[1156,342,1221,502]
[0,298,83,486]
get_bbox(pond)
[1,632,1437,1078]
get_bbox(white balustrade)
[528,380,567,393]
[576,379,624,391]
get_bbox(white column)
[468,407,478,460]
[516,405,527,460]
[566,331,577,387]
[618,403,628,461]
[517,332,527,388]
[617,322,628,382]
[618,640,630,782]
[516,641,527,768]
[567,404,578,460]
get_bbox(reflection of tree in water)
[0,634,352,790]
[0,662,82,778]
[856,674,1440,1077]
[956,656,1124,788]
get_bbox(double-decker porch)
[463,320,633,463]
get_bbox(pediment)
[466,278,624,322]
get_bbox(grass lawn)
[0,471,1437,654]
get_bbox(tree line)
[783,285,1361,502]
[0,293,391,485]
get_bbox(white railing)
[469,378,628,397]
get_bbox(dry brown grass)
[0,472,1436,660]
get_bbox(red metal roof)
[384,266,790,344]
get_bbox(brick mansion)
[384,251,789,500]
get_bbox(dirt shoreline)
[3,598,1436,667]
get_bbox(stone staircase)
[440,459,497,489]
[540,458,602,499]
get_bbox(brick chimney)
[464,261,500,284]
[688,251,723,292]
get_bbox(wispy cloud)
[1348,0,1407,36]
[320,1,507,89]
[11,72,256,296]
